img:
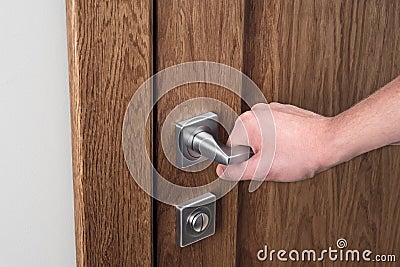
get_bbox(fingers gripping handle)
[191,131,254,165]
[176,112,254,168]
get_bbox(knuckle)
[252,103,267,110]
[269,102,281,108]
[239,110,253,120]
[268,102,283,111]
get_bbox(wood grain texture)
[66,0,153,266]
[155,0,244,266]
[238,0,400,266]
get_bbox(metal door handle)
[176,112,254,168]
[185,128,254,165]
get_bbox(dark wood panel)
[155,0,244,266]
[66,0,153,266]
[238,0,400,266]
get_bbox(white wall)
[0,1,76,266]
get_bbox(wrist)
[316,116,350,171]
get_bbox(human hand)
[216,103,337,182]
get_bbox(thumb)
[216,156,260,181]
[216,164,226,177]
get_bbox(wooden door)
[238,1,400,266]
[67,0,400,266]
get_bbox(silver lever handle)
[188,129,254,165]
[176,112,254,168]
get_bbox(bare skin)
[216,76,400,182]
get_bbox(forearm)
[327,76,400,166]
